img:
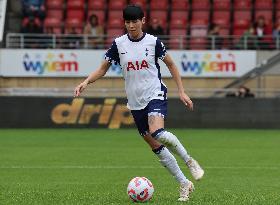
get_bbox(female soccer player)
[74,5,204,202]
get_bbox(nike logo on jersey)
[127,60,149,71]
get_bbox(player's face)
[125,18,145,39]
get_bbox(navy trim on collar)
[127,32,146,42]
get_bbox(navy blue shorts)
[131,99,167,137]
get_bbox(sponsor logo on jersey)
[127,60,149,71]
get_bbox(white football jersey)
[104,33,167,110]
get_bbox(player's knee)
[157,131,179,146]
[151,128,165,139]
[143,134,162,149]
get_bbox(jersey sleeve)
[155,38,167,61]
[104,41,120,65]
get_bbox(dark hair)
[123,5,144,21]
[89,14,98,26]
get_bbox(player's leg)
[148,99,204,181]
[147,116,194,201]
[131,107,193,201]
[154,129,204,181]
[143,134,189,184]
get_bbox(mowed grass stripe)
[0,129,280,205]
[0,165,279,170]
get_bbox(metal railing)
[6,33,280,50]
[0,87,279,98]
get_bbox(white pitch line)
[0,166,279,170]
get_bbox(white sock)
[153,145,189,185]
[156,131,191,163]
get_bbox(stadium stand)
[168,28,187,49]
[3,0,280,50]
[46,0,64,9]
[150,0,169,10]
[213,0,231,10]
[108,0,127,10]
[170,10,188,29]
[171,0,189,11]
[2,0,280,101]
[234,0,252,10]
[130,0,147,9]
[149,10,168,31]
[192,0,210,10]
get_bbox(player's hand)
[179,92,193,111]
[74,80,88,97]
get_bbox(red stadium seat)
[67,0,84,9]
[106,28,124,47]
[232,28,250,47]
[65,17,83,34]
[169,28,187,35]
[87,10,105,25]
[219,27,230,36]
[150,0,169,10]
[233,20,250,29]
[129,0,147,9]
[22,17,41,27]
[44,17,63,34]
[231,28,245,46]
[88,0,107,10]
[212,11,230,27]
[171,0,189,11]
[47,9,64,20]
[108,10,123,28]
[276,10,280,20]
[168,29,187,49]
[219,27,231,49]
[192,0,210,10]
[233,10,251,29]
[233,0,252,10]
[276,0,280,10]
[149,10,168,29]
[233,28,246,36]
[191,11,209,26]
[46,0,64,9]
[190,27,208,37]
[189,37,208,50]
[255,10,273,24]
[255,0,273,10]
[107,28,124,37]
[170,11,188,29]
[67,10,85,21]
[108,0,126,10]
[213,0,231,10]
[191,19,208,27]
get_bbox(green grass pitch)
[0,129,279,205]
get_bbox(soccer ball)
[127,177,154,202]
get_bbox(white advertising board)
[0,49,256,77]
[159,50,257,77]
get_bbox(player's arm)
[74,60,111,97]
[163,54,193,110]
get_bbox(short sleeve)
[155,38,167,61]
[104,41,120,65]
